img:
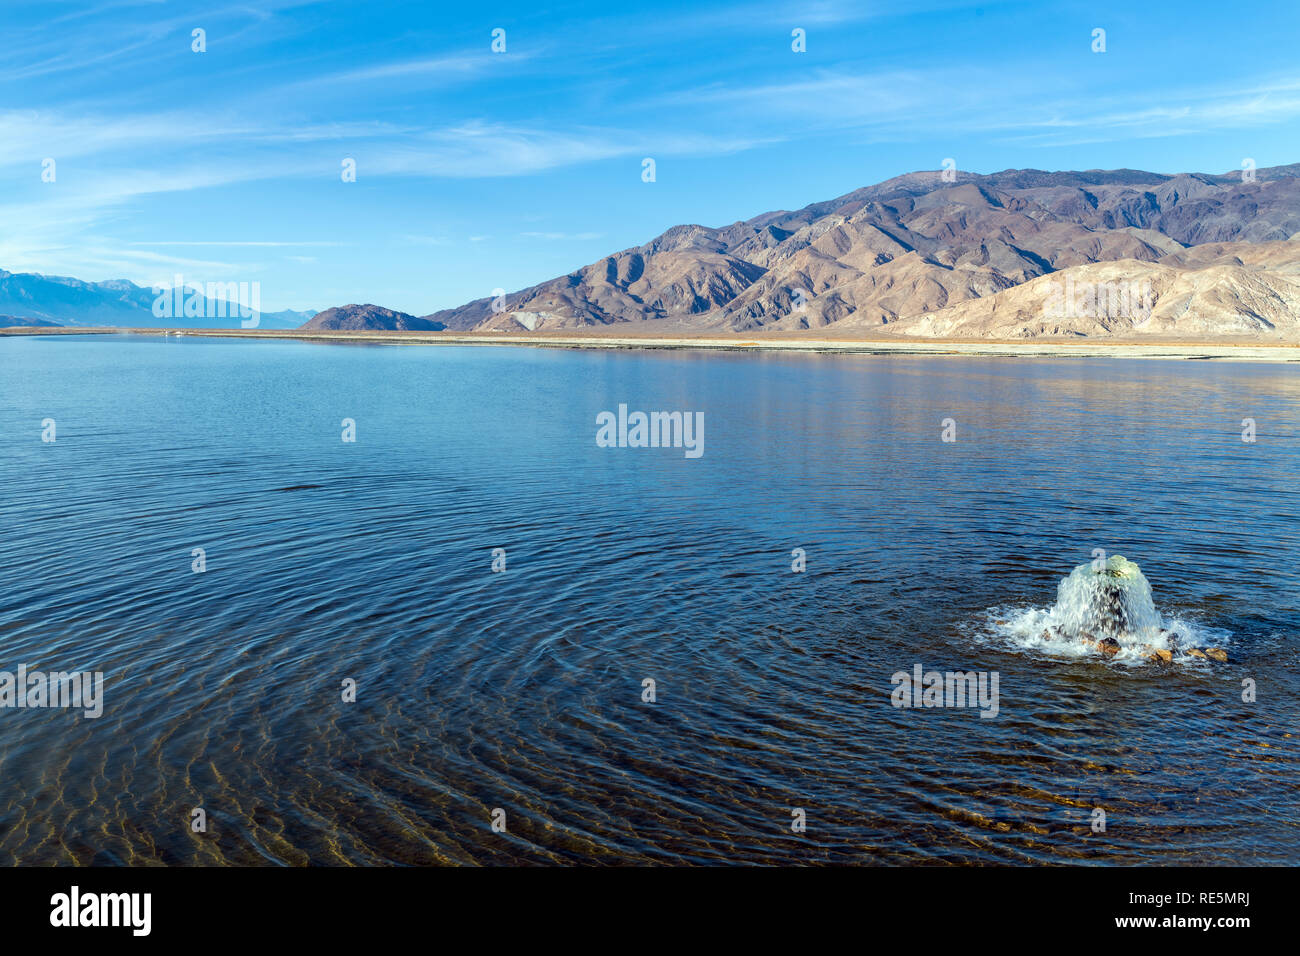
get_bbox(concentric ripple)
[0,335,1297,865]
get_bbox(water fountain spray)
[1052,555,1163,646]
[998,555,1230,663]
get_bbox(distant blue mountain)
[0,314,62,327]
[0,268,317,329]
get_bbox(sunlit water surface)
[1,335,1297,864]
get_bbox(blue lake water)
[1,334,1298,864]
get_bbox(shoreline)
[4,325,1300,361]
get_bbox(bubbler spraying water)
[1036,555,1228,663]
[1053,556,1162,645]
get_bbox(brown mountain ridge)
[302,304,446,331]
[305,164,1300,339]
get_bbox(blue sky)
[4,0,1300,314]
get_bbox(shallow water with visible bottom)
[1,335,1297,865]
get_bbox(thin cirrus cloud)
[0,110,414,169]
[0,0,328,82]
[5,0,1298,312]
[292,51,534,89]
[519,232,605,241]
[0,163,291,278]
[361,123,772,178]
[0,241,245,280]
[663,65,1300,146]
[1,105,765,183]
[0,110,264,166]
[85,246,244,272]
[995,76,1300,147]
[0,109,754,287]
[128,241,347,247]
[584,0,1007,42]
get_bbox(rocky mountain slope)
[301,304,445,331]
[883,244,1300,338]
[403,164,1300,338]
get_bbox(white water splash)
[970,556,1231,666]
[1051,556,1162,646]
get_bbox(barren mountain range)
[307,163,1300,339]
[0,270,313,329]
[301,304,444,332]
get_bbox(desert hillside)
[310,164,1300,339]
[301,304,446,331]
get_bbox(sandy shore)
[4,325,1299,361]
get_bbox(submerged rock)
[1080,635,1122,656]
[1205,648,1229,662]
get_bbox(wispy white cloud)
[1,0,330,81]
[0,110,258,166]
[663,65,1300,147]
[297,52,528,88]
[519,231,604,241]
[0,241,246,282]
[365,122,770,178]
[84,247,244,272]
[1000,78,1300,146]
[5,0,1297,314]
[129,240,347,247]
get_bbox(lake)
[1,334,1297,864]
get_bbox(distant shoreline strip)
[2,326,1298,362]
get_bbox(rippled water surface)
[2,335,1298,865]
